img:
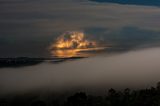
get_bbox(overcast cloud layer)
[0,0,160,57]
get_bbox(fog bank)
[0,47,160,95]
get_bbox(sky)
[0,0,160,57]
[90,0,160,6]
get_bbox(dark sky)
[0,0,160,57]
[90,0,160,6]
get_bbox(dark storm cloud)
[85,27,160,50]
[89,0,160,7]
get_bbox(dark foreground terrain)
[1,82,160,106]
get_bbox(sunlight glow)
[50,31,105,58]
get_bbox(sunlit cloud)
[49,31,106,58]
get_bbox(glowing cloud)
[52,31,97,49]
[50,31,106,58]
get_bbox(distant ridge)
[0,57,85,68]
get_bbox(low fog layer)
[0,47,160,95]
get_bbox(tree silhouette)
[66,92,87,106]
[2,82,160,106]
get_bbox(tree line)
[1,82,160,106]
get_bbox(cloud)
[0,47,160,95]
[85,26,160,51]
[0,0,160,57]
